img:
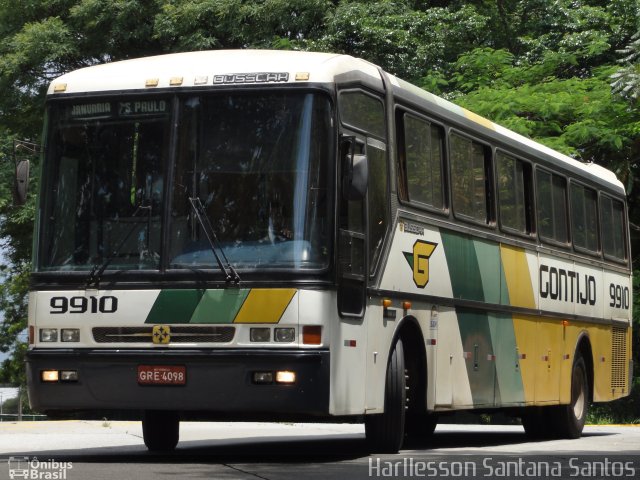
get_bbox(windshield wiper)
[188,197,241,284]
[85,205,152,288]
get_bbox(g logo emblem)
[403,240,437,288]
[152,325,171,344]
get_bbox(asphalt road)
[1,421,639,480]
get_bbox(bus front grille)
[611,326,628,390]
[92,326,236,344]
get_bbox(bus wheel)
[365,338,406,453]
[554,353,589,439]
[142,410,180,452]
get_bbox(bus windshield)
[170,92,332,271]
[38,92,332,273]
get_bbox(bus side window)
[601,195,627,261]
[400,113,445,210]
[496,152,532,235]
[338,90,389,275]
[450,133,491,224]
[570,183,599,254]
[339,91,385,140]
[537,170,568,244]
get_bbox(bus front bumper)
[26,348,330,416]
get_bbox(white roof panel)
[48,49,380,94]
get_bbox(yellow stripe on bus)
[233,289,296,324]
[463,109,496,131]
[500,244,536,309]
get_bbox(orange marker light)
[402,301,412,310]
[382,299,392,308]
[302,326,322,345]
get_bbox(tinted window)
[39,99,170,271]
[368,143,389,272]
[497,152,530,233]
[570,184,599,252]
[339,91,385,139]
[169,93,332,270]
[450,133,489,223]
[403,114,444,210]
[601,195,626,260]
[537,170,568,243]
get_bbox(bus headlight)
[250,328,271,342]
[275,371,296,384]
[41,370,59,382]
[60,370,79,382]
[274,328,295,343]
[39,328,58,342]
[61,328,80,342]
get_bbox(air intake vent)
[93,326,235,344]
[611,326,628,390]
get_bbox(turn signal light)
[302,326,322,345]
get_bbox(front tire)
[142,410,180,452]
[365,338,406,453]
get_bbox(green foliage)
[306,2,491,82]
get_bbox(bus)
[25,50,632,453]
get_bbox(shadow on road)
[0,428,619,464]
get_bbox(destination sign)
[70,103,111,118]
[119,100,168,116]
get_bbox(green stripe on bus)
[441,231,484,301]
[190,289,250,324]
[488,313,526,405]
[457,309,495,406]
[473,239,510,305]
[145,289,205,324]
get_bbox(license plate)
[137,365,186,385]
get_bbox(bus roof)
[48,49,624,194]
[48,49,381,93]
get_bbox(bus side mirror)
[14,160,30,206]
[341,136,368,200]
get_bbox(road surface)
[1,421,639,479]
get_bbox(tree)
[612,33,640,103]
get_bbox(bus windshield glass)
[170,92,332,271]
[38,92,332,273]
[39,99,170,271]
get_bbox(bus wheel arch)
[365,316,434,452]
[395,317,436,438]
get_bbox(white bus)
[26,50,632,453]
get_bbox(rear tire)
[365,338,406,453]
[554,353,589,439]
[521,353,589,440]
[142,410,180,452]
